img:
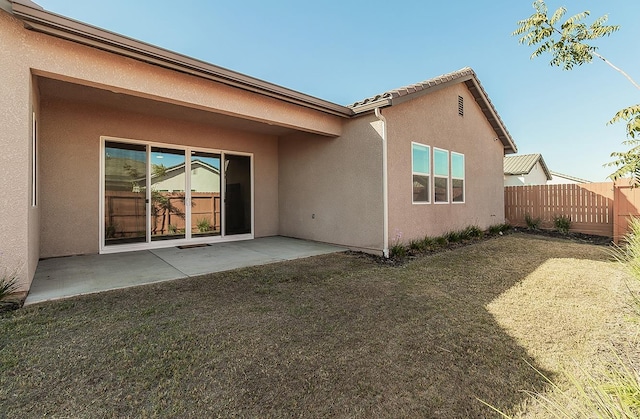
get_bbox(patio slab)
[25,236,346,305]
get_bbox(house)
[548,171,592,185]
[503,154,551,186]
[0,0,517,293]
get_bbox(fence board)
[505,182,614,238]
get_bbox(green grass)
[0,234,635,418]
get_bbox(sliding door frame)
[99,136,254,254]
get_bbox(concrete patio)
[25,236,347,305]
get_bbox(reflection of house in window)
[148,160,221,193]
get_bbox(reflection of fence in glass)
[104,191,146,243]
[191,192,222,236]
[104,191,220,242]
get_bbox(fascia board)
[10,2,354,118]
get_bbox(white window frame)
[411,142,430,204]
[451,152,465,204]
[433,147,449,204]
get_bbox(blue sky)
[35,0,640,181]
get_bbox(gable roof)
[349,68,517,154]
[504,154,552,180]
[5,1,517,154]
[550,171,591,184]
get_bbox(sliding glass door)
[191,151,221,237]
[104,141,147,246]
[102,139,250,251]
[224,154,252,235]
[150,147,187,241]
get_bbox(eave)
[9,0,354,118]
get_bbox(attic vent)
[458,96,464,116]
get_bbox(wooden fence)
[505,183,615,238]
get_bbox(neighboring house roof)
[5,1,517,153]
[504,154,552,180]
[154,159,220,178]
[550,171,592,184]
[349,67,517,154]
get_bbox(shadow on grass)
[0,234,612,417]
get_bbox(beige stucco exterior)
[1,3,515,293]
[38,95,281,258]
[0,8,344,290]
[385,83,507,242]
[278,115,384,252]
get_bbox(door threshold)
[176,244,211,249]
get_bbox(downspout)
[374,107,389,258]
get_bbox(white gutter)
[374,107,389,258]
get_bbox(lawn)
[1,233,637,418]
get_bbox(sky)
[34,0,640,182]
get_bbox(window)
[433,148,449,203]
[411,143,430,203]
[451,152,465,203]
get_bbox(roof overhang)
[5,1,517,153]
[349,68,518,154]
[8,0,354,118]
[463,77,517,154]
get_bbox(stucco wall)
[28,74,40,290]
[385,83,507,243]
[278,116,384,252]
[0,11,33,290]
[39,96,279,258]
[0,8,342,289]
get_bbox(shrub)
[0,270,20,312]
[444,230,462,243]
[525,213,541,230]
[409,239,425,252]
[553,215,572,235]
[488,223,512,235]
[421,236,436,250]
[196,218,211,233]
[464,225,484,239]
[482,358,640,417]
[390,243,406,259]
[611,216,640,299]
[435,236,449,247]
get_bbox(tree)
[513,0,640,184]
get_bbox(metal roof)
[550,171,592,184]
[504,154,552,180]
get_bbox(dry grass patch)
[0,233,633,418]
